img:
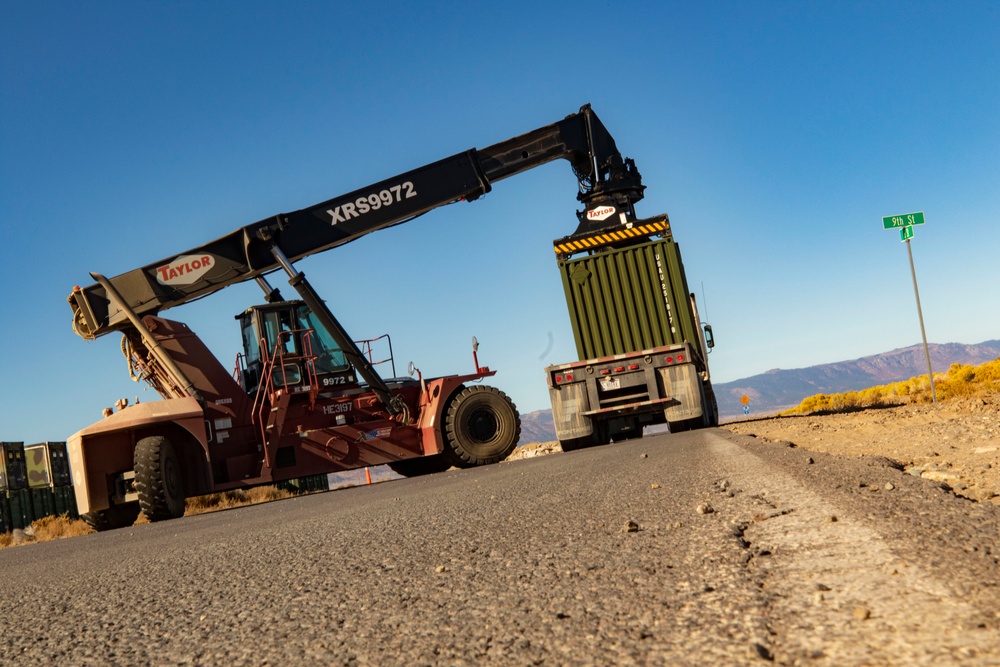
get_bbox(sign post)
[882,211,936,402]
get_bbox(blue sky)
[2,1,998,443]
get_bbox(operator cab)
[236,301,356,394]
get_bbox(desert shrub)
[0,515,94,550]
[184,486,294,516]
[972,358,1000,387]
[31,515,94,540]
[781,356,1000,415]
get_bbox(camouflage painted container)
[24,442,72,488]
[0,442,28,491]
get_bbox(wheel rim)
[163,454,181,501]
[467,407,499,443]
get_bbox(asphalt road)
[2,429,999,665]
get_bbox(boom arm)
[69,104,645,339]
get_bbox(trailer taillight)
[554,373,575,384]
[665,354,685,364]
[627,363,639,371]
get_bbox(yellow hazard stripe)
[554,220,670,254]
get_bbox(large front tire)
[443,386,520,467]
[134,436,186,522]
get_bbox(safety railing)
[355,333,396,379]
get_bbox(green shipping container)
[53,485,79,520]
[7,488,33,530]
[29,487,57,520]
[1,495,11,533]
[1,442,28,491]
[558,237,701,361]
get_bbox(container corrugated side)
[558,238,699,360]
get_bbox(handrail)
[354,333,396,378]
[251,329,321,453]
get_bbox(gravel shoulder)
[721,394,1000,504]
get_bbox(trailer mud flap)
[548,382,593,441]
[658,364,703,422]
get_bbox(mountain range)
[518,340,1000,443]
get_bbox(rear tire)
[388,455,453,477]
[560,421,610,452]
[559,437,588,452]
[135,436,186,522]
[443,386,520,467]
[670,381,717,432]
[705,386,720,427]
[81,502,141,532]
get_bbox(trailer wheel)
[560,422,610,452]
[559,437,588,452]
[81,502,141,532]
[705,385,720,427]
[134,435,186,522]
[388,455,453,477]
[669,381,717,432]
[443,386,520,467]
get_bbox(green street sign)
[883,211,925,229]
[900,225,914,241]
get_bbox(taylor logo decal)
[155,255,216,285]
[587,206,616,221]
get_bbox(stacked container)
[24,442,78,521]
[279,474,330,494]
[1,442,32,531]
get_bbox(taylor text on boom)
[155,255,215,284]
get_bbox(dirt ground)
[722,393,1000,505]
[511,393,1000,505]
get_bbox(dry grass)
[1,485,300,550]
[782,357,1000,415]
[0,514,94,550]
[183,486,295,516]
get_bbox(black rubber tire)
[81,503,141,532]
[669,418,698,432]
[134,435,186,522]
[559,437,589,452]
[443,386,520,467]
[560,421,610,452]
[387,455,453,477]
[705,386,720,427]
[670,382,717,432]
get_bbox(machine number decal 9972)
[327,182,417,225]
